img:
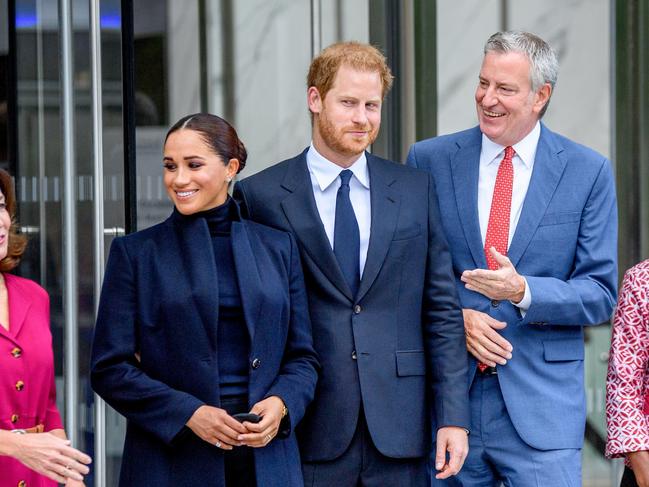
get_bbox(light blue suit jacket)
[406,124,618,450]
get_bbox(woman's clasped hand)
[186,395,284,450]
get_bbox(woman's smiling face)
[163,128,238,215]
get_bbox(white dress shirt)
[306,144,371,277]
[478,121,541,311]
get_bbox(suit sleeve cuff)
[437,426,471,436]
[511,277,531,316]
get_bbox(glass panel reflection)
[13,0,126,484]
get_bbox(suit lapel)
[280,153,354,301]
[451,130,485,268]
[231,222,262,341]
[356,156,399,302]
[508,125,567,267]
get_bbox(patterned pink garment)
[606,259,649,462]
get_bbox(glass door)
[10,0,126,485]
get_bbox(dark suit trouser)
[221,396,257,487]
[621,466,639,487]
[302,408,428,487]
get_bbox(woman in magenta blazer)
[0,169,91,486]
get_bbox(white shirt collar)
[481,121,541,169]
[307,143,370,191]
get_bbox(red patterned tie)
[478,146,514,373]
[484,146,514,270]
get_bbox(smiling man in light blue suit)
[407,31,617,486]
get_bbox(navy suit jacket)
[91,205,319,487]
[234,150,469,462]
[407,124,618,450]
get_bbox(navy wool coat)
[91,206,319,487]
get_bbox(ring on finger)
[265,434,272,443]
[215,440,222,448]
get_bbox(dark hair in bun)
[165,113,247,173]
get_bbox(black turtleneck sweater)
[197,198,249,398]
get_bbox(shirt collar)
[306,143,370,190]
[481,121,540,169]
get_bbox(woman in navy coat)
[91,113,319,487]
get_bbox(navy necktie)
[333,169,360,297]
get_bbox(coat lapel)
[507,125,567,267]
[172,213,219,350]
[279,152,354,301]
[172,204,268,347]
[451,129,485,268]
[356,156,399,302]
[231,222,263,341]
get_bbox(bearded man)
[234,41,469,486]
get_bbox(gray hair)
[484,31,559,117]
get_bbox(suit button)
[11,347,21,358]
[490,300,500,308]
[351,350,357,360]
[15,381,24,391]
[251,358,261,369]
[11,414,19,423]
[18,481,26,487]
[353,305,362,314]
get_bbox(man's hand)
[434,426,469,479]
[463,309,513,366]
[461,247,526,303]
[629,451,649,487]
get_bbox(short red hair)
[307,41,394,101]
